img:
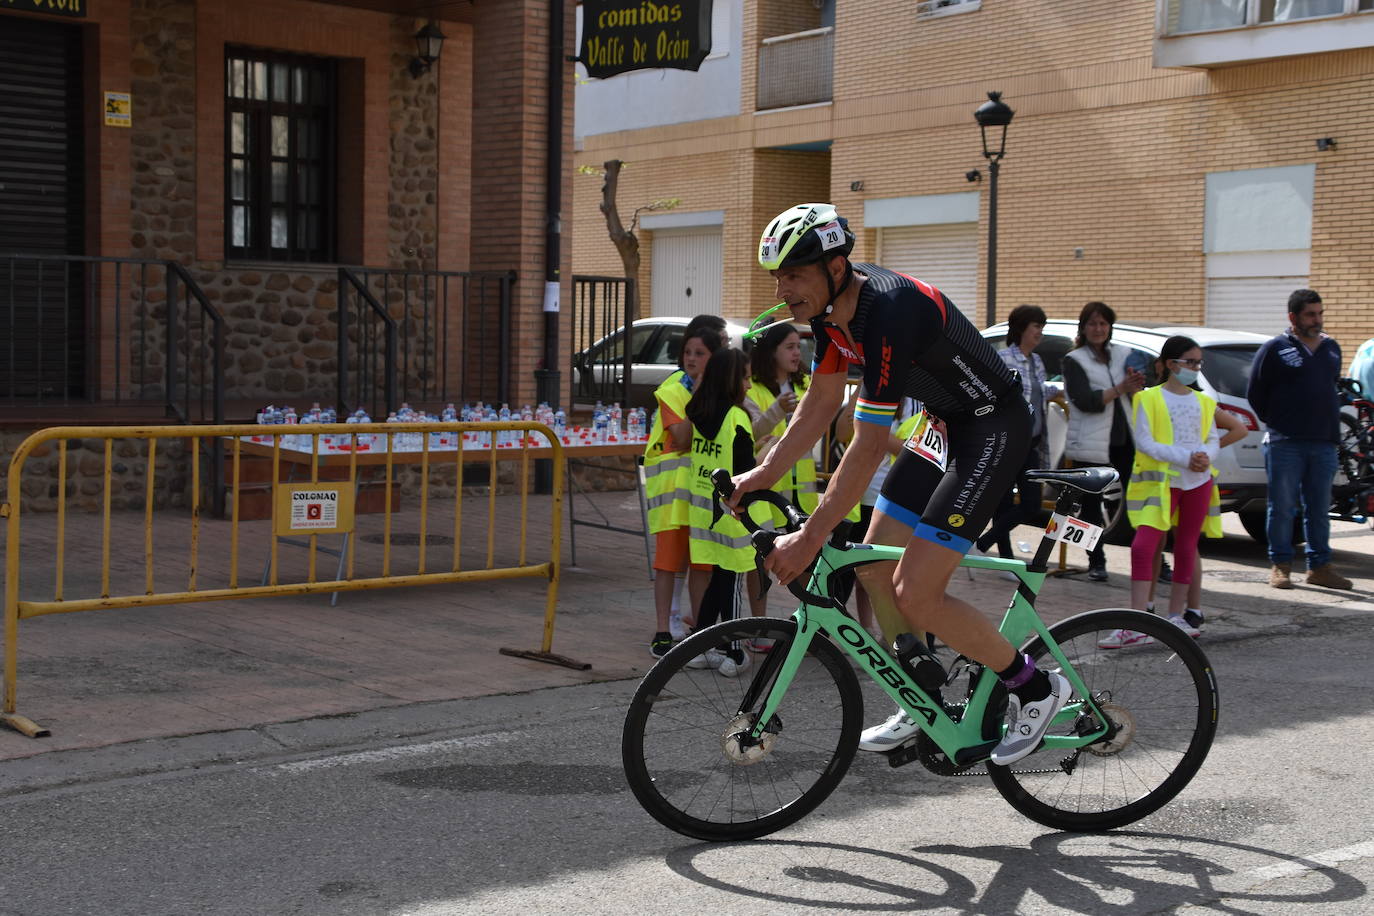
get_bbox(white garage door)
[1206,276,1306,336]
[878,223,979,318]
[650,227,722,319]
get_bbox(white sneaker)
[1098,628,1155,649]
[718,649,752,678]
[858,708,920,752]
[668,613,688,641]
[990,672,1071,766]
[685,648,726,670]
[1167,613,1201,638]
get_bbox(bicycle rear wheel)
[987,609,1219,831]
[622,617,863,841]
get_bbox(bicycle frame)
[742,497,1112,767]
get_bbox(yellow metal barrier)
[1,421,576,738]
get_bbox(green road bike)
[622,467,1219,841]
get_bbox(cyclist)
[728,203,1069,765]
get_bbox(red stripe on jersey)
[897,272,948,324]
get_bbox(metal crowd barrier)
[1,421,577,738]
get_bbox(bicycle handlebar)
[709,468,847,610]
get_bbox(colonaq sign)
[579,0,713,79]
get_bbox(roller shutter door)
[0,16,85,397]
[1205,276,1305,336]
[878,223,979,318]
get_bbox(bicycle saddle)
[1023,466,1119,494]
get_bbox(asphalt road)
[3,605,1373,915]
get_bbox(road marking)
[259,731,524,775]
[1240,839,1374,883]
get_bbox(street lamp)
[974,90,1014,326]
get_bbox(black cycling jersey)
[809,264,1017,424]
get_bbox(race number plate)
[1044,512,1103,551]
[901,411,948,471]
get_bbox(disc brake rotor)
[721,713,776,765]
[1085,701,1136,756]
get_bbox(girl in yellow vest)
[744,322,817,510]
[645,319,725,658]
[683,347,757,676]
[1102,335,1247,648]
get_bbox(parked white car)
[983,320,1270,542]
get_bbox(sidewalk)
[1,488,1370,763]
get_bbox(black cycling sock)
[998,652,1051,702]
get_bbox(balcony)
[1156,0,1374,68]
[757,27,833,111]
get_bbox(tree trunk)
[599,160,641,281]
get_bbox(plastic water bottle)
[628,407,645,442]
[552,408,567,441]
[497,403,512,447]
[593,405,609,444]
[609,402,623,440]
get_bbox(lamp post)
[974,90,1014,326]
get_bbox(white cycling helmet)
[758,203,855,271]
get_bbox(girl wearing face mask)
[1101,335,1246,649]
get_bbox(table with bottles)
[230,399,654,577]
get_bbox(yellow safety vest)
[687,406,757,572]
[1126,385,1222,537]
[748,377,862,525]
[747,377,821,511]
[644,371,693,534]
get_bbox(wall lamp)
[965,169,982,182]
[409,22,447,78]
[1315,137,1336,152]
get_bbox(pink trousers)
[1130,480,1214,585]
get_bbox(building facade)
[573,0,1374,345]
[1,0,576,420]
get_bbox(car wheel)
[1238,507,1304,547]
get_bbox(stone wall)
[125,2,440,404]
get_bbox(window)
[1167,0,1367,34]
[916,0,982,19]
[225,47,336,262]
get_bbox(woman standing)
[975,305,1058,564]
[1062,301,1145,580]
[644,319,725,658]
[1101,335,1246,647]
[683,347,756,676]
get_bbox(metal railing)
[757,26,833,111]
[570,275,635,410]
[337,267,515,420]
[2,421,572,737]
[1,253,223,422]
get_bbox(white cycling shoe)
[989,672,1071,766]
[858,708,920,752]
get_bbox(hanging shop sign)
[2,0,86,17]
[578,0,712,79]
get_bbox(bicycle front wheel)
[622,617,863,841]
[988,609,1219,831]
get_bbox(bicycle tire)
[987,608,1218,831]
[622,617,863,841]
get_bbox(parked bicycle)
[1335,377,1374,525]
[622,467,1220,841]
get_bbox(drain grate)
[360,532,455,546]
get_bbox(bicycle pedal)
[885,738,922,768]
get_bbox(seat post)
[1027,484,1086,573]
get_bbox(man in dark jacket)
[1246,288,1352,590]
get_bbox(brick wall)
[469,0,577,408]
